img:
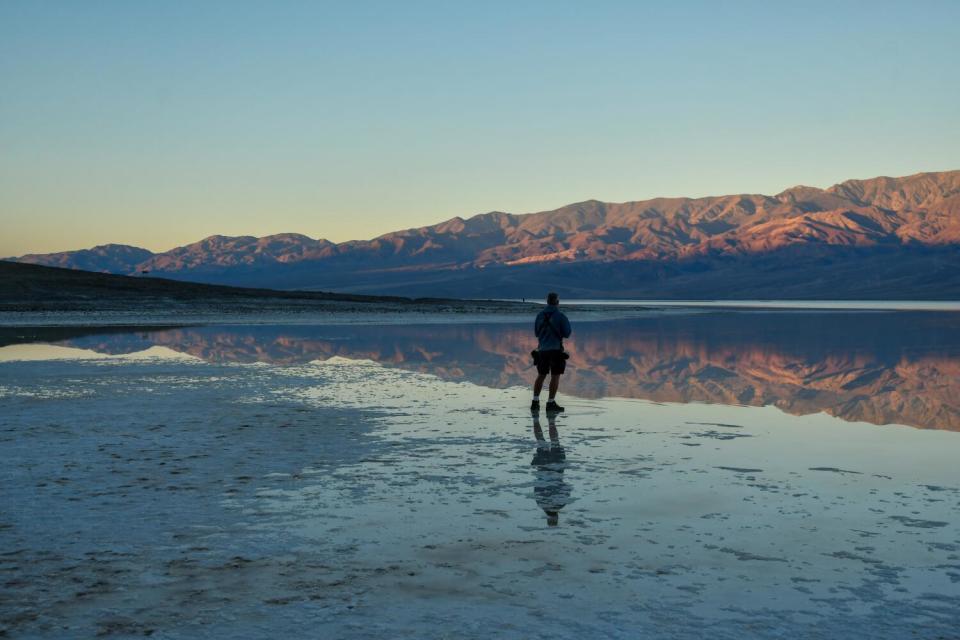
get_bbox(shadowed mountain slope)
[15,244,154,274]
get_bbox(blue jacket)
[535,305,572,351]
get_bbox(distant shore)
[2,260,664,326]
[0,259,528,310]
[4,261,957,327]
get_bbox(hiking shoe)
[530,400,540,412]
[545,401,565,413]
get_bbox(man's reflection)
[531,412,572,526]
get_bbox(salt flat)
[2,327,958,638]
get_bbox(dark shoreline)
[4,261,958,329]
[0,259,527,306]
[1,260,554,317]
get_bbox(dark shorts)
[536,350,567,376]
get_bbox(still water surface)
[5,310,958,430]
[557,300,960,311]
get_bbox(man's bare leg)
[545,374,565,412]
[548,374,560,400]
[533,373,547,397]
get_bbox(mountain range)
[11,170,960,298]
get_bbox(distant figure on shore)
[531,291,571,413]
[531,411,571,526]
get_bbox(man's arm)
[534,312,543,337]
[559,313,572,338]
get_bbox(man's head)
[546,292,559,306]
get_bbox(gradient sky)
[2,0,958,256]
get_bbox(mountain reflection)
[37,311,960,431]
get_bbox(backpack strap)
[538,312,564,344]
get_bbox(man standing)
[532,292,572,413]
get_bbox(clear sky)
[2,0,958,256]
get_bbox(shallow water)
[1,311,959,638]
[542,300,960,311]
